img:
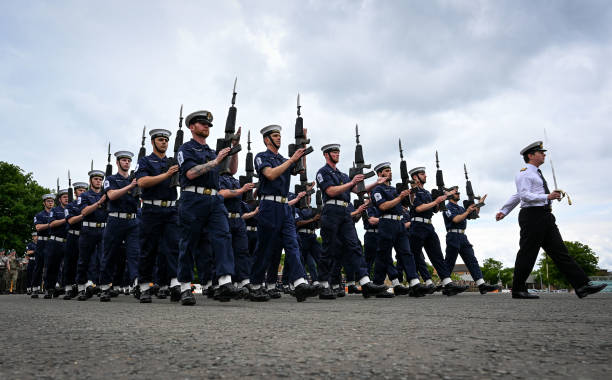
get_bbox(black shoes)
[319,287,337,300]
[205,287,215,299]
[170,285,181,302]
[442,282,468,296]
[249,287,271,302]
[77,290,88,301]
[156,288,169,299]
[361,282,388,298]
[100,289,111,302]
[43,289,53,299]
[375,290,395,298]
[575,282,607,299]
[335,287,346,298]
[30,290,39,299]
[423,283,437,295]
[63,288,77,300]
[267,288,282,299]
[109,287,119,298]
[214,283,240,302]
[512,291,539,299]
[347,284,361,294]
[293,283,319,302]
[180,289,196,305]
[393,284,410,296]
[408,283,427,298]
[479,283,501,295]
[139,289,152,303]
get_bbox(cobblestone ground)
[1,292,611,379]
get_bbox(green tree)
[0,162,50,256]
[481,258,503,285]
[499,267,513,287]
[536,241,599,289]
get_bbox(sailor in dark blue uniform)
[218,138,255,295]
[242,200,259,280]
[25,233,37,295]
[355,200,379,294]
[443,187,500,294]
[31,194,55,298]
[249,124,319,302]
[371,163,425,297]
[176,110,240,305]
[62,181,88,299]
[99,151,140,302]
[295,194,322,287]
[135,128,182,303]
[43,189,70,299]
[409,167,468,296]
[315,143,387,299]
[395,204,412,283]
[76,169,107,300]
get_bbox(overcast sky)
[2,0,611,270]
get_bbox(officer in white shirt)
[496,141,606,299]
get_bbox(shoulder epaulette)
[520,167,527,172]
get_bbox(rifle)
[348,124,375,208]
[463,164,485,219]
[238,131,258,202]
[430,151,451,212]
[288,94,314,207]
[128,126,146,198]
[395,139,414,207]
[216,78,242,174]
[68,170,73,202]
[165,104,184,188]
[105,143,113,177]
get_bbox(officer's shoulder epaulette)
[520,167,527,172]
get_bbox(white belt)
[262,195,287,203]
[412,217,432,224]
[246,226,257,232]
[50,236,66,243]
[228,212,241,219]
[83,221,106,228]
[325,200,348,207]
[366,229,378,233]
[182,186,218,196]
[142,199,176,207]
[38,236,49,241]
[68,230,80,236]
[298,229,316,234]
[381,214,402,221]
[449,229,465,234]
[108,212,137,220]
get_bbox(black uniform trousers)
[62,233,80,286]
[138,205,179,284]
[512,207,589,292]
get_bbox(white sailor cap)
[409,167,426,176]
[58,189,69,196]
[73,182,88,189]
[520,141,547,155]
[88,170,105,178]
[32,231,37,236]
[260,125,282,136]
[321,144,341,153]
[114,151,134,160]
[374,162,391,173]
[42,193,55,201]
[149,129,172,139]
[185,110,213,127]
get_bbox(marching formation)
[26,81,606,305]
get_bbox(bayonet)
[231,77,237,106]
[399,139,404,160]
[297,93,301,117]
[90,160,93,171]
[247,130,251,152]
[355,124,360,144]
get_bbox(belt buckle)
[161,200,168,207]
[96,223,101,228]
[204,189,211,195]
[281,197,287,203]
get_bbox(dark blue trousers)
[319,205,368,284]
[44,239,65,289]
[77,227,104,285]
[444,233,483,281]
[100,217,139,285]
[363,231,378,277]
[26,257,36,288]
[298,232,321,282]
[62,233,80,286]
[266,245,285,285]
[374,219,418,285]
[251,200,306,285]
[178,193,233,283]
[409,223,451,280]
[138,205,179,284]
[31,240,47,288]
[113,242,127,286]
[229,218,250,282]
